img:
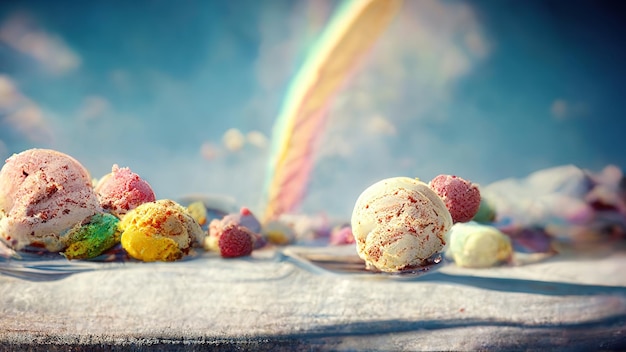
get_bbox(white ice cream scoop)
[351,177,453,272]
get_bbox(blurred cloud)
[550,98,588,121]
[0,12,81,75]
[244,0,333,133]
[551,99,568,120]
[246,130,269,149]
[359,0,489,108]
[222,128,246,152]
[0,75,54,144]
[108,69,134,92]
[200,141,220,161]
[315,135,353,159]
[3,104,53,144]
[254,1,331,92]
[0,139,7,159]
[464,31,490,58]
[77,95,111,122]
[0,75,23,110]
[366,115,396,136]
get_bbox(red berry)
[218,224,254,258]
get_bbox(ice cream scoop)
[429,174,481,223]
[95,164,156,217]
[62,213,121,260]
[120,199,204,261]
[0,149,102,252]
[351,177,453,272]
[446,222,513,268]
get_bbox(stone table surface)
[1,245,626,351]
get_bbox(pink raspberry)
[218,224,254,258]
[429,174,481,223]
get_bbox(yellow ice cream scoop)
[120,199,204,262]
[446,222,513,268]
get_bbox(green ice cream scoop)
[62,213,121,260]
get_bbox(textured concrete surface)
[1,245,626,351]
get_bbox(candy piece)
[261,220,295,245]
[274,213,331,241]
[351,177,453,272]
[0,149,101,252]
[204,220,222,252]
[429,174,481,223]
[120,200,204,262]
[237,207,262,233]
[62,213,121,260]
[472,197,496,223]
[329,225,355,245]
[446,222,513,268]
[204,207,264,252]
[186,201,208,226]
[218,224,254,258]
[95,164,156,217]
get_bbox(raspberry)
[429,174,481,223]
[218,224,254,258]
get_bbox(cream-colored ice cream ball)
[351,177,453,272]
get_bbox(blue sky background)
[0,0,625,218]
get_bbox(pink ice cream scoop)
[0,149,102,251]
[95,164,156,217]
[428,174,481,223]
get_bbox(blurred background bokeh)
[0,0,624,218]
